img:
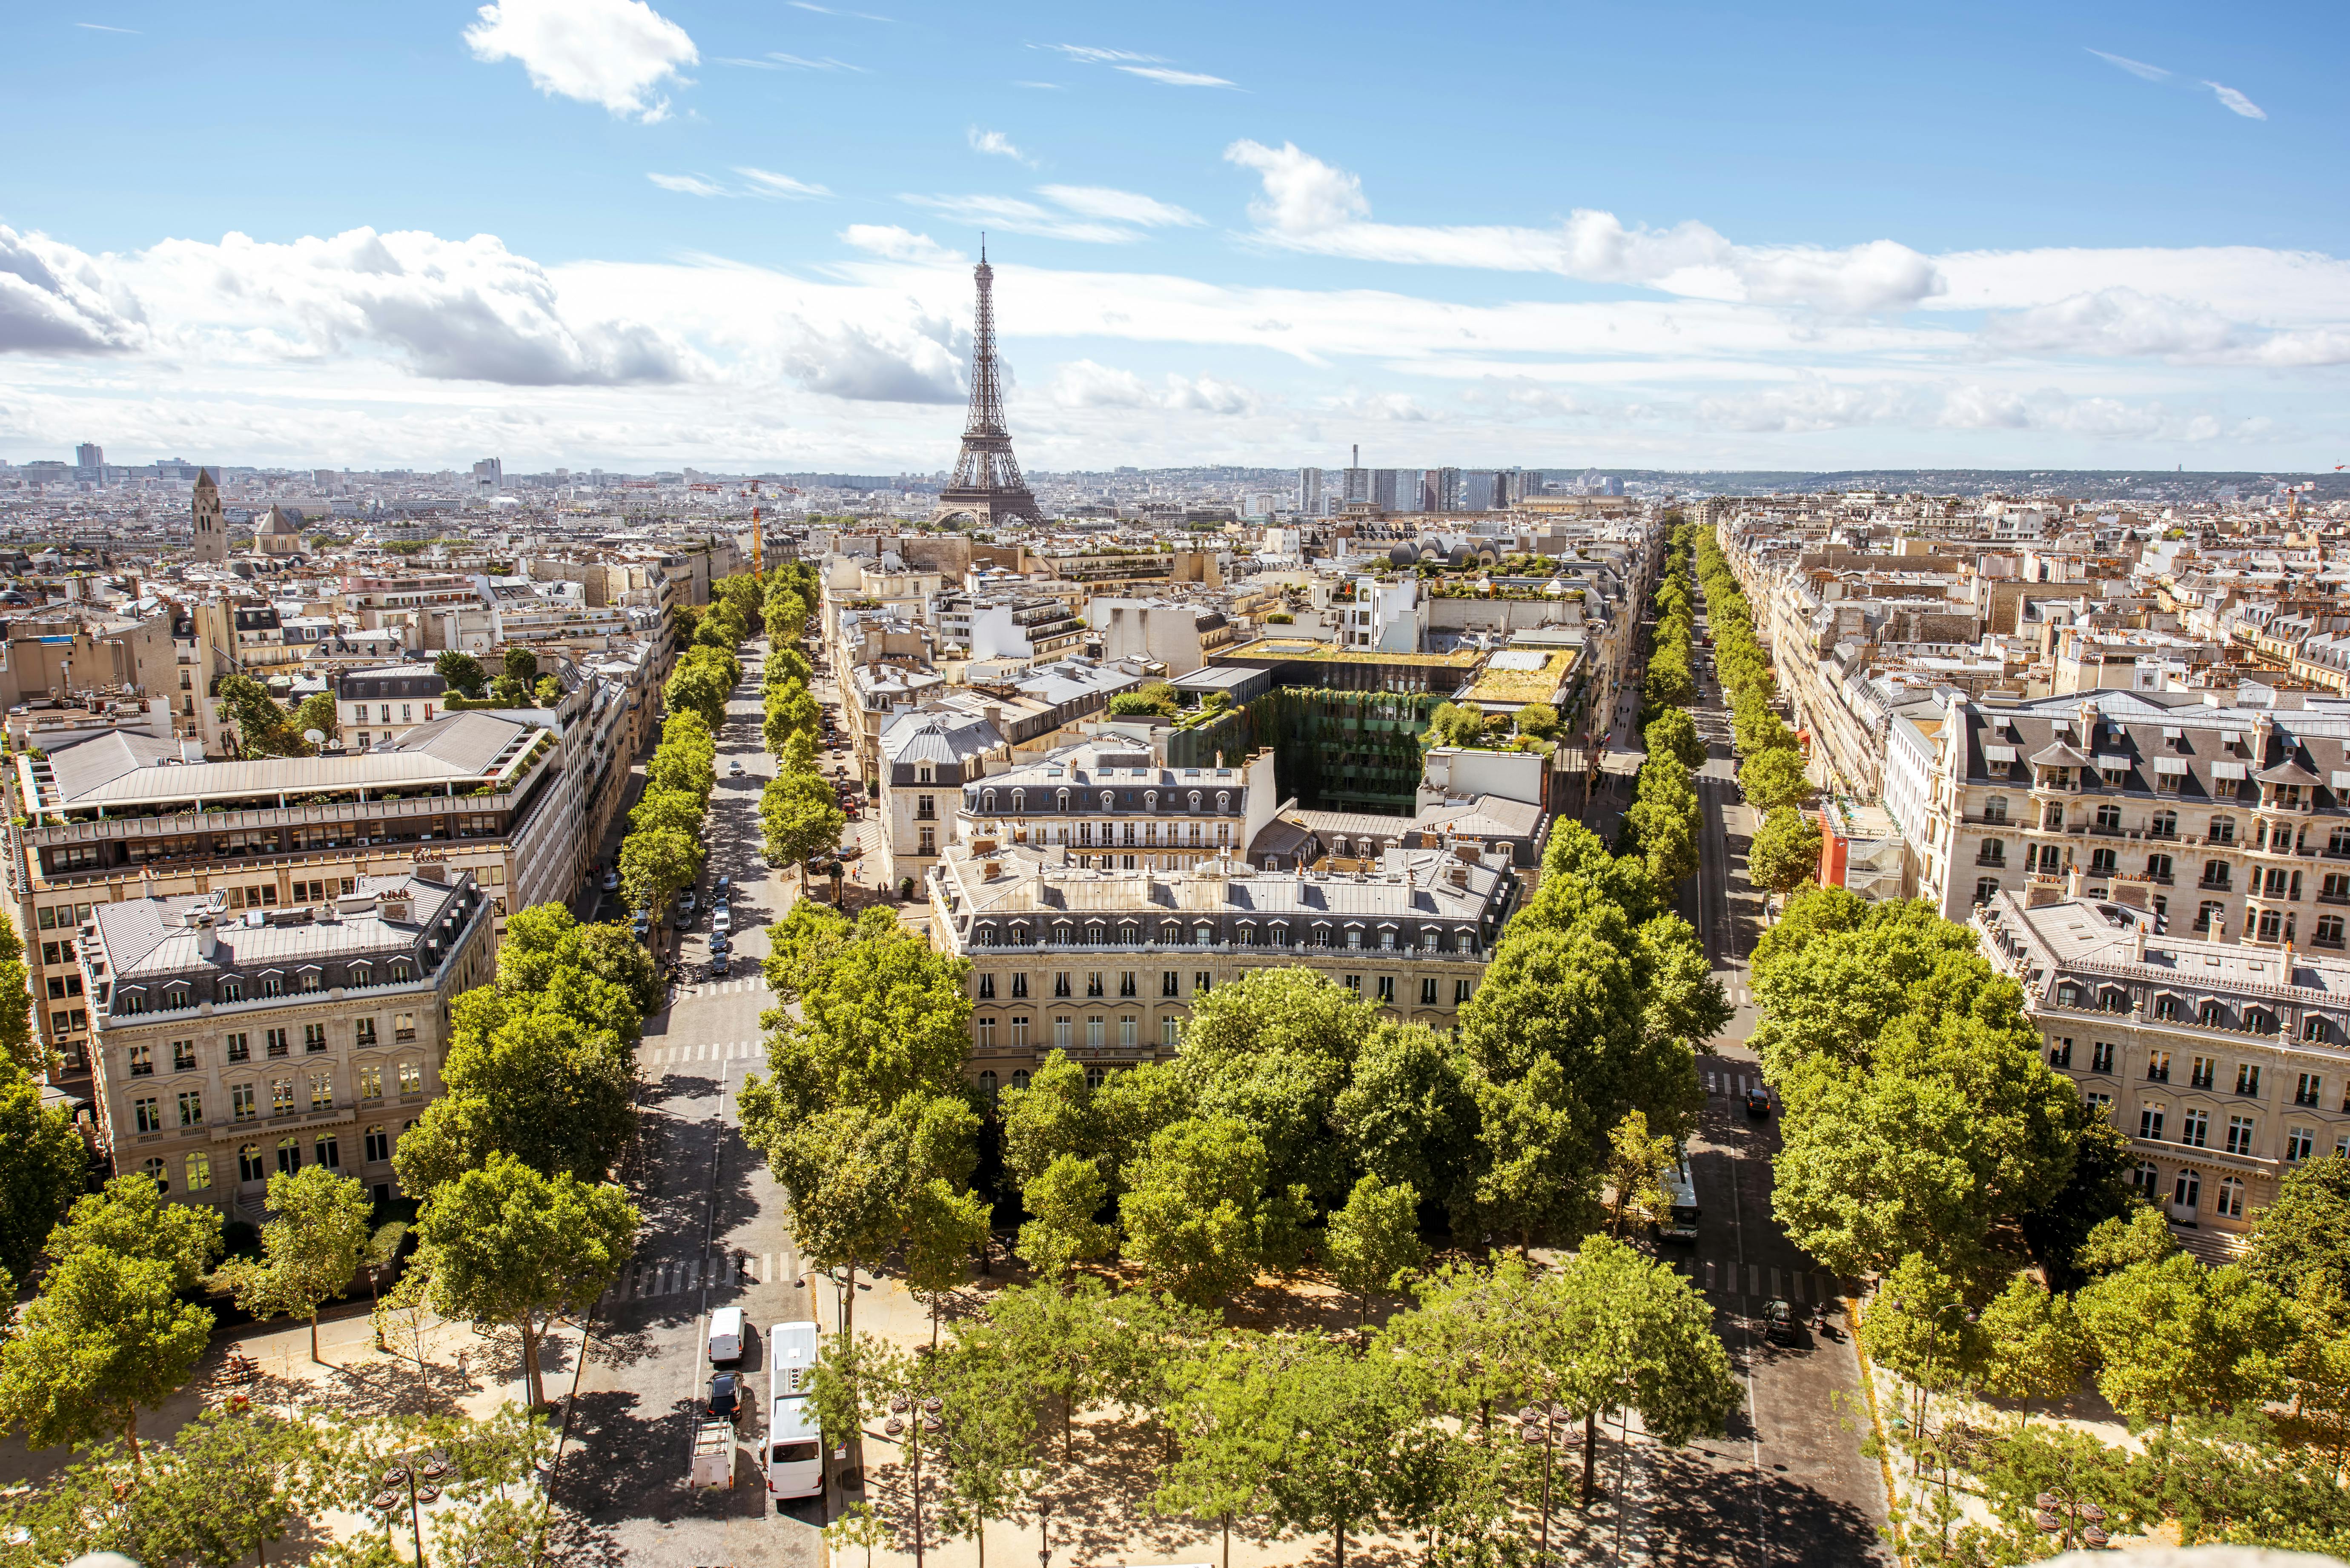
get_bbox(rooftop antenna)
[980,231,987,263]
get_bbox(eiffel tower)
[932,237,1044,525]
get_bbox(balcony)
[2200,875,2233,892]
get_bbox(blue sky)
[3,0,2347,472]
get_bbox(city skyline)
[3,0,2347,472]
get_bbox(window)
[1455,979,1474,1005]
[2190,1056,2215,1090]
[975,1016,997,1049]
[141,1157,169,1193]
[1010,1016,1030,1048]
[1984,795,2009,824]
[1086,1017,1105,1048]
[1011,973,1029,999]
[2139,1105,2166,1141]
[1086,972,1104,998]
[2248,1008,2279,1036]
[977,974,996,1001]
[2200,1001,2226,1030]
[238,1144,266,1183]
[2151,810,2177,838]
[260,975,284,999]
[1053,1017,1072,1048]
[1421,977,1439,1006]
[2310,1015,2336,1044]
[2096,803,2123,831]
[394,1013,416,1042]
[2049,1037,2073,1068]
[221,979,242,1003]
[2197,901,2226,933]
[918,826,937,855]
[359,1064,383,1100]
[310,1073,333,1111]
[186,1152,212,1192]
[304,1023,327,1053]
[1120,972,1137,997]
[1120,1016,1138,1048]
[2211,816,2236,845]
[2092,1040,2115,1073]
[266,1028,289,1058]
[1343,974,1361,993]
[127,1042,154,1077]
[1376,976,1396,1004]
[2173,1170,2201,1211]
[2180,1109,2209,1147]
[2236,1063,2261,1096]
[1162,971,1179,998]
[134,1097,162,1134]
[2298,1073,2324,1107]
[397,1062,422,1095]
[1055,973,1073,999]
[365,1124,391,1163]
[1194,972,1212,995]
[2147,1050,2172,1083]
[1161,1017,1181,1047]
[2216,1177,2246,1220]
[1975,878,2001,905]
[172,1039,196,1072]
[1978,838,2006,866]
[2227,1115,2255,1155]
[2321,918,2348,949]
[232,1083,256,1122]
[2090,847,2118,875]
[2287,1126,2316,1162]
[177,1090,203,1128]
[2202,860,2231,890]
[276,1137,301,1174]
[2086,1092,2113,1121]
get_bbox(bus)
[1658,1156,1700,1244]
[766,1322,823,1502]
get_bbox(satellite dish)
[303,729,327,748]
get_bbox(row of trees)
[753,564,850,884]
[1622,526,1702,887]
[1690,529,1822,894]
[817,1240,1736,1565]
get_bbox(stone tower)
[190,468,228,564]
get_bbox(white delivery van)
[707,1307,745,1365]
[767,1320,825,1501]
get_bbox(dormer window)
[917,765,933,784]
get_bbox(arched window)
[2199,1000,2227,1029]
[1012,789,1026,811]
[2216,1176,2246,1219]
[1980,838,2006,865]
[238,1143,265,1183]
[1100,790,1114,810]
[275,1136,301,1175]
[2132,1161,2160,1197]
[2201,860,2230,889]
[1011,1070,1030,1091]
[1146,791,1159,810]
[1119,923,1140,944]
[2151,810,2177,837]
[2148,853,2173,881]
[1188,791,1202,811]
[1975,878,2000,904]
[1056,789,1070,812]
[141,1156,169,1193]
[983,789,997,812]
[1984,795,2009,824]
[1216,792,1230,812]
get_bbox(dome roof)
[1387,541,1418,567]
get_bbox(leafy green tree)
[0,1072,84,1275]
[628,786,706,840]
[1860,1253,1986,1466]
[903,1177,992,1344]
[1643,708,1705,770]
[1120,1116,1309,1306]
[0,915,41,1079]
[1152,1337,1278,1568]
[502,648,539,689]
[1017,1152,1116,1284]
[1739,747,1811,813]
[2076,1253,2291,1427]
[763,683,821,755]
[619,824,703,921]
[1975,1273,2091,1415]
[1515,701,1561,741]
[215,673,297,757]
[1421,702,1487,751]
[759,769,846,884]
[415,1154,639,1407]
[1326,1176,1426,1329]
[1249,1334,1425,1568]
[0,1247,213,1462]
[1001,1049,1100,1187]
[2247,1155,2350,1302]
[2075,1203,2180,1279]
[647,711,717,797]
[395,1003,636,1193]
[745,920,972,1120]
[1108,683,1179,718]
[488,672,532,707]
[288,692,340,749]
[1333,1023,1479,1223]
[217,1164,374,1362]
[958,1277,1112,1459]
[927,1327,1042,1555]
[1177,967,1378,1206]
[47,1172,221,1292]
[435,650,488,698]
[1556,1235,1739,1502]
[1601,1109,1678,1237]
[1748,806,1823,896]
[1469,1055,1599,1253]
[1626,758,1699,885]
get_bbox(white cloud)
[782,320,963,403]
[1041,45,1160,64]
[1035,186,1201,227]
[1935,386,2224,441]
[2205,81,2267,119]
[1116,65,1234,88]
[1222,140,1943,314]
[839,226,963,264]
[2088,49,2169,82]
[736,167,832,200]
[1048,360,1258,415]
[968,128,1033,165]
[463,0,697,123]
[0,226,146,354]
[1979,287,2242,358]
[648,172,728,197]
[788,2,891,18]
[1697,378,1917,433]
[74,22,139,33]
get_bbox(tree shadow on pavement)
[550,1386,677,1524]
[1648,1446,1888,1565]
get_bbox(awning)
[2154,757,2188,775]
[2096,755,2133,772]
[1984,744,2018,762]
[2212,761,2247,780]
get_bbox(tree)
[414,1154,638,1408]
[748,920,973,1119]
[1108,684,1178,718]
[618,824,703,921]
[436,650,488,698]
[0,1247,213,1462]
[1017,1153,1116,1284]
[1739,747,1811,814]
[157,1405,311,1568]
[2076,1203,2180,1278]
[1153,1338,1278,1568]
[1332,1024,1478,1225]
[1555,1236,1740,1503]
[628,786,707,841]
[1326,1176,1425,1331]
[760,770,846,884]
[487,672,532,707]
[1251,1336,1423,1568]
[1748,806,1823,896]
[1975,1274,2091,1415]
[1601,1109,1677,1237]
[218,1165,374,1363]
[395,1003,636,1193]
[1515,702,1562,741]
[1469,1056,1600,1253]
[1626,759,1699,885]
[1178,967,1378,1206]
[501,647,539,689]
[1643,708,1705,770]
[1120,1116,1308,1306]
[0,916,43,1079]
[763,683,821,755]
[1002,1050,1100,1186]
[2247,1154,2350,1303]
[903,1177,992,1345]
[0,1072,85,1276]
[215,673,297,757]
[47,1172,222,1293]
[288,692,340,750]
[2075,1253,2291,1427]
[1859,1253,1986,1471]
[1422,702,1487,751]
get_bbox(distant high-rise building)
[1341,444,1370,506]
[1297,467,1324,515]
[472,457,503,496]
[1463,472,1499,510]
[74,443,102,471]
[190,469,228,564]
[1371,469,1402,511]
[1436,467,1463,512]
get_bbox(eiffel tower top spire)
[932,237,1042,525]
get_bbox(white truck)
[689,1416,735,1489]
[766,1321,823,1501]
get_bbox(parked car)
[1745,1086,1772,1119]
[714,875,731,900]
[600,869,619,893]
[708,1308,745,1363]
[629,909,650,940]
[676,890,698,918]
[712,907,733,935]
[1762,1299,1799,1345]
[710,951,731,977]
[708,1372,741,1422]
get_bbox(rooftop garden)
[1465,650,1579,704]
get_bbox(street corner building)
[73,861,495,1213]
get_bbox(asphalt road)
[1654,592,1891,1567]
[551,640,824,1568]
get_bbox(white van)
[765,1395,822,1500]
[706,1307,745,1365]
[767,1320,825,1501]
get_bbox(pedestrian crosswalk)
[1704,1069,1763,1099]
[608,1251,796,1302]
[1663,1255,1852,1307]
[693,976,768,995]
[644,1039,767,1068]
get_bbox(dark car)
[1762,1299,1799,1345]
[708,1372,740,1422]
[709,952,731,978]
[1745,1086,1772,1119]
[709,931,732,954]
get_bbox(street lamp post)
[1515,1400,1573,1563]
[885,1391,947,1567]
[368,1446,453,1568]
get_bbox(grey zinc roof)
[941,842,1504,928]
[89,873,471,983]
[43,710,532,808]
[1415,794,1545,840]
[881,709,1005,766]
